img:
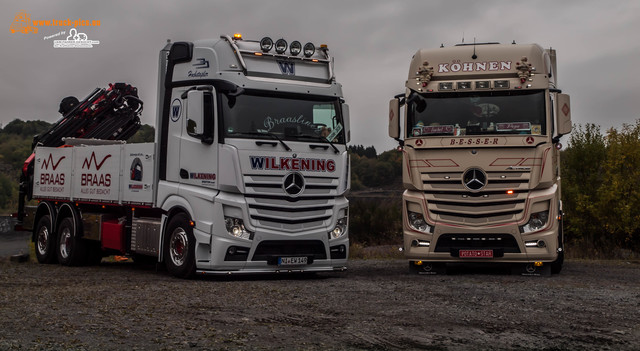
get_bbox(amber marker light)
[506,190,514,195]
[189,220,195,227]
[233,33,242,40]
[254,52,263,56]
[534,262,543,267]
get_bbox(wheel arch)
[32,201,57,243]
[56,203,81,239]
[158,195,195,263]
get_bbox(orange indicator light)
[507,190,514,195]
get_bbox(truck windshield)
[221,92,346,144]
[407,90,546,137]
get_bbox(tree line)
[2,119,640,258]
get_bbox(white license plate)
[278,256,308,266]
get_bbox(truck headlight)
[224,217,253,240]
[329,216,348,239]
[520,211,549,234]
[408,211,431,233]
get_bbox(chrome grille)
[244,174,339,232]
[422,171,530,224]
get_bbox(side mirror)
[555,93,572,136]
[342,103,351,143]
[388,98,400,139]
[186,88,215,144]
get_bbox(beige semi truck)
[388,42,571,275]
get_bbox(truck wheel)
[56,217,87,266]
[164,214,196,278]
[551,251,564,274]
[35,215,57,264]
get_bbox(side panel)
[122,143,155,205]
[33,147,73,199]
[73,145,121,203]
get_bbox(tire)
[551,251,564,274]
[56,217,87,266]
[34,215,57,264]
[164,213,196,278]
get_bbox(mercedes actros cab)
[388,42,571,275]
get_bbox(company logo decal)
[462,168,487,191]
[80,152,112,190]
[188,58,209,78]
[250,156,336,172]
[283,172,305,197]
[130,157,143,181]
[171,98,182,122]
[39,154,66,187]
[41,154,66,170]
[438,60,512,73]
[82,152,111,170]
[277,61,295,75]
[53,28,100,48]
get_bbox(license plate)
[278,256,308,266]
[459,249,493,258]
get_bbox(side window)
[313,104,341,140]
[185,89,214,144]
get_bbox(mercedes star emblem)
[283,172,305,197]
[462,168,487,191]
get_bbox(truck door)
[177,86,218,189]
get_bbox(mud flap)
[512,263,551,277]
[409,261,446,275]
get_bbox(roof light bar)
[260,37,273,52]
[275,39,287,54]
[290,41,302,56]
[303,42,315,57]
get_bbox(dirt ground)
[1,256,639,350]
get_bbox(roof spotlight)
[260,37,273,52]
[303,42,315,57]
[275,39,287,54]
[290,41,302,56]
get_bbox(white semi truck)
[389,42,571,275]
[17,34,351,278]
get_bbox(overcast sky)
[2,0,639,153]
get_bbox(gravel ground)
[1,256,639,350]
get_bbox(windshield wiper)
[231,131,292,151]
[297,134,340,154]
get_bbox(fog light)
[411,239,430,247]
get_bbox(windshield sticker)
[531,124,542,135]
[414,125,454,136]
[496,122,531,132]
[326,123,343,141]
[263,115,312,131]
[250,156,336,172]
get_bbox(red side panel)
[101,220,125,252]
